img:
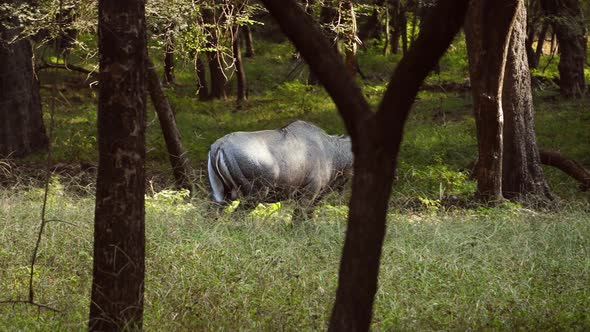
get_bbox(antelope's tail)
[207,151,226,204]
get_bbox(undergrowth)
[0,180,589,330]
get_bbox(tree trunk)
[525,9,540,69]
[358,0,384,45]
[540,150,590,191]
[163,28,175,85]
[195,56,209,100]
[465,0,519,202]
[540,0,587,97]
[502,3,553,202]
[260,0,468,330]
[146,59,193,191]
[399,3,408,55]
[242,25,255,57]
[387,0,407,54]
[88,0,147,330]
[342,0,358,78]
[308,0,339,85]
[383,6,391,55]
[0,17,48,157]
[233,25,248,110]
[533,21,550,68]
[202,6,227,99]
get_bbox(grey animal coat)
[207,121,353,207]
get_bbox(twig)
[0,300,60,313]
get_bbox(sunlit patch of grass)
[1,181,589,330]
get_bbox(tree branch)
[258,0,372,138]
[37,62,98,80]
[540,150,590,191]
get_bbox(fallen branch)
[540,150,590,191]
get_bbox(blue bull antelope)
[207,121,353,220]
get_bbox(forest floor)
[1,36,589,330]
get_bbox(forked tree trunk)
[0,36,48,157]
[88,0,147,330]
[540,0,587,97]
[465,0,519,202]
[146,59,193,191]
[502,3,553,202]
[260,0,468,330]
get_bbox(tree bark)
[533,20,550,68]
[163,27,175,85]
[540,150,590,191]
[242,25,255,57]
[0,39,48,157]
[195,56,209,100]
[146,59,193,191]
[502,2,553,202]
[540,0,587,97]
[465,0,520,202]
[308,0,339,85]
[232,25,248,110]
[202,6,227,99]
[387,0,404,55]
[88,0,147,330]
[260,0,468,330]
[342,0,358,78]
[0,3,48,158]
[358,0,384,45]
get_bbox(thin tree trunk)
[308,0,339,85]
[525,12,540,68]
[540,0,587,97]
[465,0,519,202]
[233,25,248,110]
[383,6,390,55]
[163,28,175,85]
[388,0,403,55]
[242,25,255,57]
[0,36,48,157]
[343,0,358,78]
[202,6,227,99]
[399,4,408,55]
[533,21,550,68]
[146,59,193,191]
[358,0,384,45]
[88,0,147,330]
[195,56,209,100]
[502,2,553,202]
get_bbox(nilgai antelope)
[207,120,353,220]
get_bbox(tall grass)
[1,182,589,330]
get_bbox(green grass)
[6,31,590,330]
[1,184,589,330]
